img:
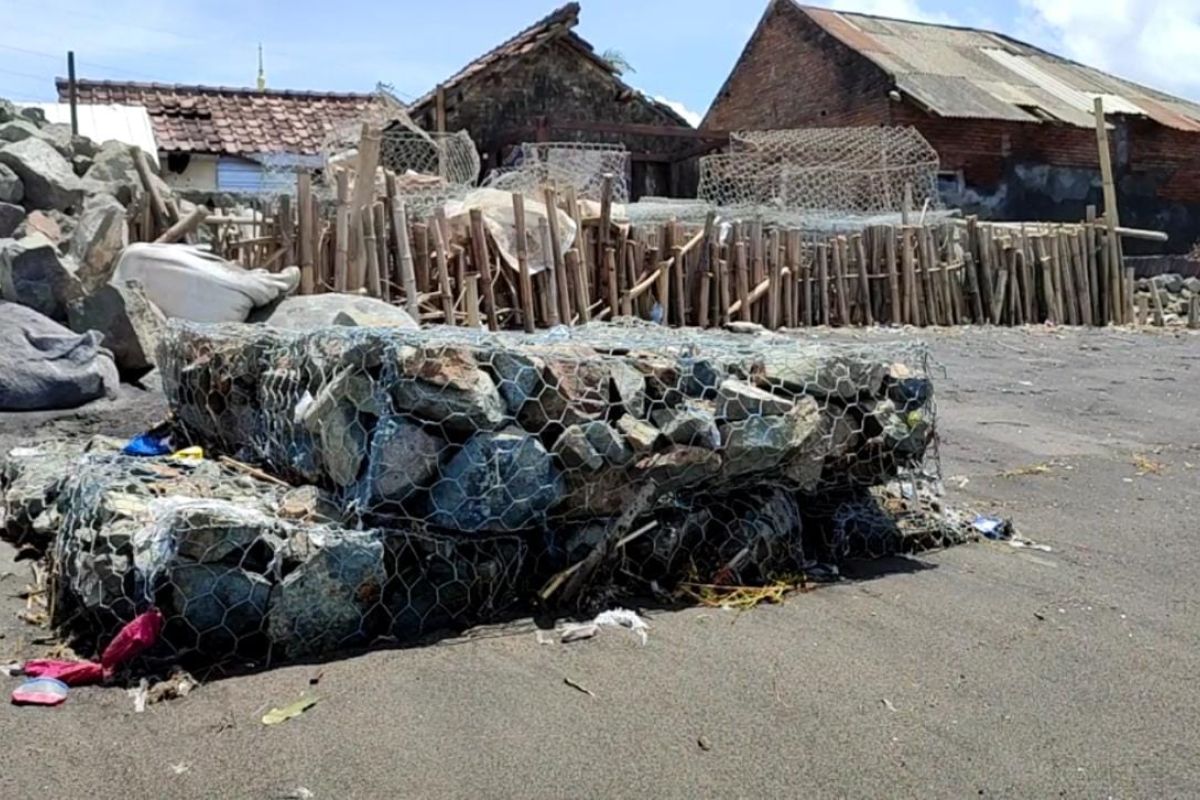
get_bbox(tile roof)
[794,2,1200,131]
[407,2,692,128]
[55,79,382,155]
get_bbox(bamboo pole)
[1085,206,1101,324]
[297,172,314,294]
[373,202,390,301]
[465,274,481,327]
[1034,235,1056,323]
[767,229,781,329]
[334,170,350,292]
[672,245,686,326]
[153,206,208,244]
[852,233,873,326]
[1189,295,1200,329]
[1095,98,1125,323]
[566,249,590,324]
[362,204,381,298]
[511,192,536,332]
[428,213,455,326]
[389,190,419,319]
[717,242,731,326]
[539,217,563,326]
[542,188,573,326]
[468,208,499,331]
[831,236,851,326]
[735,240,751,323]
[885,226,901,325]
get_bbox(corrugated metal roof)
[794,2,1200,131]
[17,102,159,165]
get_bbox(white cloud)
[653,95,703,127]
[1016,0,1200,100]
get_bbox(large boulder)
[0,234,83,320]
[428,430,562,532]
[391,345,507,434]
[0,202,22,238]
[0,300,118,411]
[0,163,22,204]
[15,209,68,244]
[364,416,443,505]
[0,137,85,211]
[248,293,418,329]
[18,107,46,127]
[0,100,14,124]
[81,142,168,207]
[0,120,42,148]
[67,280,165,375]
[267,530,387,658]
[69,193,127,291]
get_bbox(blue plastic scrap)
[122,432,173,457]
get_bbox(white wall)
[163,153,218,192]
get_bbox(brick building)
[405,3,709,199]
[704,1,1200,251]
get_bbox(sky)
[1,0,1198,124]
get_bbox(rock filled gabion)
[42,320,939,667]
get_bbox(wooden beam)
[512,192,537,332]
[388,185,420,319]
[468,208,499,331]
[153,206,207,244]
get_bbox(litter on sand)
[563,677,596,698]
[550,608,649,646]
[11,677,69,706]
[262,696,319,725]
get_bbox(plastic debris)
[262,695,318,725]
[972,515,1011,540]
[100,608,164,672]
[559,623,599,643]
[21,658,103,686]
[11,677,69,706]
[563,677,596,698]
[169,446,205,462]
[122,430,173,457]
[593,608,649,645]
[129,678,148,712]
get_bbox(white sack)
[442,188,577,276]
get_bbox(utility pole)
[67,50,78,136]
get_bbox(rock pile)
[0,97,176,407]
[1134,273,1200,323]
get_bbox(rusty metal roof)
[797,3,1200,131]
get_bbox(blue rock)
[428,431,562,532]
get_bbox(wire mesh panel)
[484,142,630,202]
[697,126,942,219]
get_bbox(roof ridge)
[53,77,377,100]
[409,2,582,110]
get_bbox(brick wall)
[703,0,891,130]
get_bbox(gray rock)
[169,564,271,650]
[755,350,885,401]
[428,431,562,531]
[248,293,418,329]
[720,397,822,479]
[716,378,794,420]
[392,346,506,434]
[521,351,645,431]
[69,192,127,291]
[489,350,544,415]
[0,137,85,211]
[0,234,83,320]
[81,141,168,207]
[635,445,722,493]
[18,107,46,127]
[0,202,22,238]
[15,209,69,244]
[299,376,369,488]
[553,424,604,471]
[267,530,387,657]
[0,300,118,410]
[0,100,13,124]
[366,416,443,504]
[1,435,122,544]
[1159,273,1184,294]
[1184,277,1200,294]
[67,280,165,374]
[616,415,661,453]
[34,123,76,159]
[652,402,721,449]
[0,163,22,204]
[0,120,42,147]
[582,420,634,467]
[72,154,93,177]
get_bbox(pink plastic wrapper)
[22,659,104,686]
[100,608,164,672]
[11,677,69,706]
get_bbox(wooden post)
[1085,206,1101,324]
[885,226,901,324]
[766,229,781,329]
[817,241,831,326]
[1070,229,1092,326]
[900,227,918,325]
[992,260,1010,326]
[348,124,382,292]
[784,229,799,328]
[131,146,170,232]
[468,208,499,331]
[540,217,563,326]
[389,191,419,319]
[1034,236,1056,323]
[734,240,751,322]
[362,205,381,298]
[1189,295,1200,330]
[671,245,686,326]
[853,233,873,326]
[511,192,536,332]
[916,228,936,325]
[656,255,671,325]
[567,250,590,324]
[465,274,481,328]
[831,236,851,326]
[901,181,913,226]
[604,246,620,319]
[435,84,447,134]
[717,242,731,325]
[543,188,573,325]
[1124,267,1135,326]
[67,51,78,135]
[428,213,456,326]
[334,170,350,292]
[278,195,295,271]
[153,206,208,244]
[599,173,613,255]
[1149,275,1166,326]
[1094,98,1124,323]
[373,202,390,302]
[297,172,314,294]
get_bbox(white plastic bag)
[111,243,300,323]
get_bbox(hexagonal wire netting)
[50,320,958,669]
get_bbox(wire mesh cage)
[484,142,631,203]
[695,126,943,222]
[32,320,950,669]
